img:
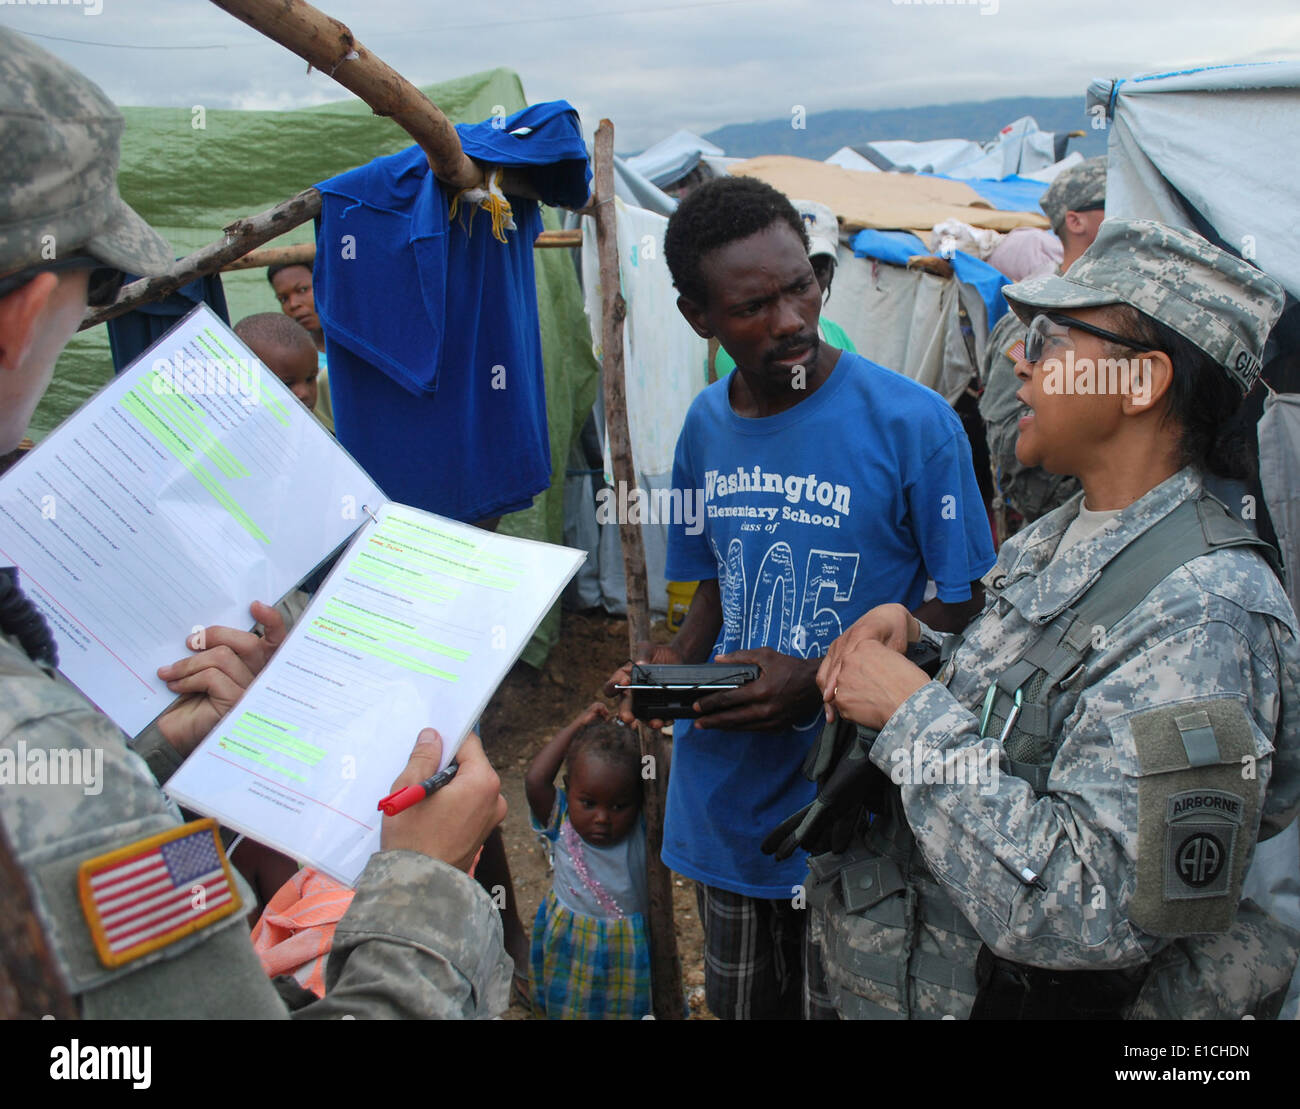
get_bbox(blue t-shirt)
[313,101,590,522]
[663,351,995,898]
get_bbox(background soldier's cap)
[791,198,840,262]
[1004,217,1285,396]
[0,27,173,281]
[1039,155,1107,232]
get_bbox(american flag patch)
[1006,339,1026,363]
[77,819,241,968]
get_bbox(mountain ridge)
[688,95,1107,162]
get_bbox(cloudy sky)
[7,0,1300,151]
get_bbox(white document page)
[0,304,383,736]
[166,505,584,886]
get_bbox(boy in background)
[234,313,332,433]
[266,263,334,432]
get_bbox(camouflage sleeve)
[1260,618,1300,839]
[295,850,513,1020]
[868,616,1285,970]
[3,640,509,1019]
[128,719,183,785]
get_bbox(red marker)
[377,761,459,816]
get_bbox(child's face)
[249,339,318,411]
[565,753,640,847]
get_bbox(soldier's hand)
[381,730,507,872]
[155,600,286,757]
[604,641,682,728]
[818,604,916,722]
[824,639,929,732]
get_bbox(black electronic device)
[613,662,760,720]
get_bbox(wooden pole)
[0,821,77,1019]
[80,188,323,330]
[223,228,582,272]
[84,0,564,327]
[222,243,317,271]
[535,229,583,249]
[592,118,683,1020]
[210,0,481,189]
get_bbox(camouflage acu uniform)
[811,218,1300,1019]
[810,468,1300,1018]
[0,629,513,1018]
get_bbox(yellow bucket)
[665,580,699,633]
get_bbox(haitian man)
[607,177,995,1018]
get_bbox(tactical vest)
[812,492,1290,1020]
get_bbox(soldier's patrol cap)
[1040,156,1107,232]
[0,27,173,281]
[1004,217,1285,396]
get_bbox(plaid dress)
[530,791,652,1020]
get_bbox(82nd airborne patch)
[1163,789,1243,900]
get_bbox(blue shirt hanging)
[313,101,590,522]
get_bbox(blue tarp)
[949,251,1010,331]
[850,229,926,267]
[924,173,1048,213]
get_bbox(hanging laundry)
[314,101,591,523]
[107,271,230,373]
[580,197,708,479]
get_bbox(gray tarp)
[1092,60,1300,1017]
[1089,61,1300,300]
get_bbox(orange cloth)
[250,867,354,998]
[249,851,484,998]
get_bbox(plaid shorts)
[695,883,837,1020]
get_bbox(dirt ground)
[479,608,711,1020]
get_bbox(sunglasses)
[1024,312,1150,363]
[0,254,126,309]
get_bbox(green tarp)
[33,68,599,667]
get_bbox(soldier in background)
[785,219,1300,1019]
[0,27,511,1018]
[980,156,1106,529]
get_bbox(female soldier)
[786,218,1300,1020]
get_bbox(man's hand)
[155,600,288,758]
[821,638,929,732]
[381,729,507,872]
[817,604,916,721]
[692,647,822,732]
[604,641,683,728]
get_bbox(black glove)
[761,720,882,861]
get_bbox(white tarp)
[827,116,1067,179]
[1089,61,1300,299]
[625,129,725,188]
[831,253,988,405]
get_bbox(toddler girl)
[524,701,650,1019]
